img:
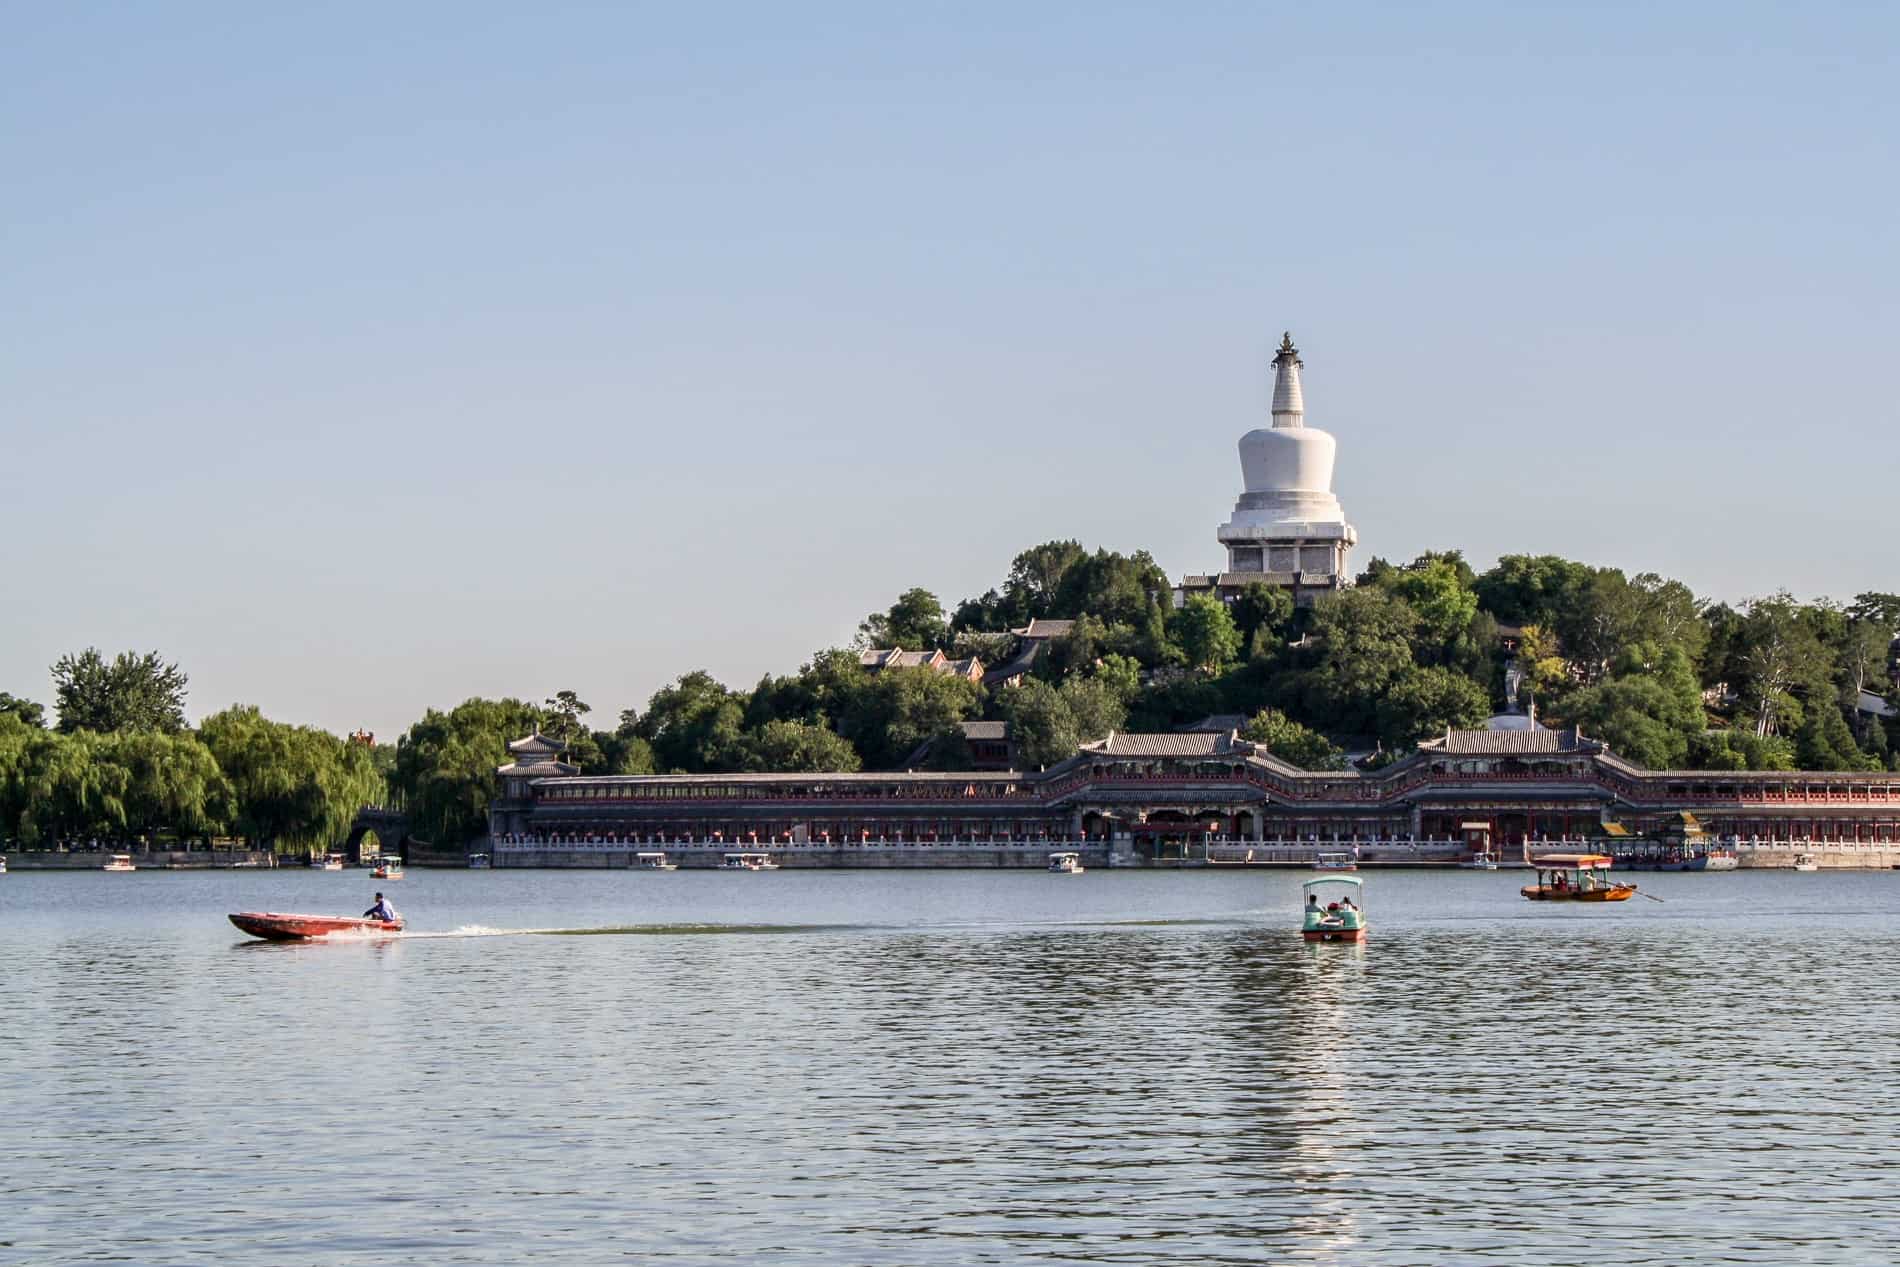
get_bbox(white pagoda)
[1176,332,1358,608]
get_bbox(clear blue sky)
[3,3,1894,739]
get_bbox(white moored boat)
[636,851,679,871]
[1792,852,1819,872]
[720,852,779,871]
[1047,851,1084,874]
[103,854,137,872]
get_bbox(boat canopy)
[1302,875,1364,890]
[1531,853,1613,870]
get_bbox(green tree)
[745,649,865,734]
[390,697,544,845]
[1003,540,1087,618]
[1301,588,1419,732]
[739,719,862,772]
[1004,679,1078,769]
[1700,602,1751,692]
[1380,555,1479,661]
[1688,728,1797,772]
[1794,700,1877,771]
[16,729,130,844]
[1627,573,1709,666]
[1241,708,1344,770]
[1555,643,1705,770]
[0,712,40,841]
[1738,594,1827,737]
[543,690,591,740]
[1838,612,1896,728]
[1170,594,1241,676]
[635,671,747,772]
[858,588,947,651]
[1051,549,1171,632]
[1557,571,1707,684]
[52,648,189,734]
[1093,653,1143,703]
[0,693,45,728]
[1846,592,1900,630]
[202,706,383,850]
[1230,583,1294,656]
[1515,623,1571,705]
[1040,614,1109,681]
[1377,666,1491,748]
[1059,675,1126,746]
[1473,554,1595,627]
[841,667,981,769]
[108,730,231,842]
[589,729,657,775]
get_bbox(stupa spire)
[1270,331,1304,428]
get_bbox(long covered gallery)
[488,730,1900,857]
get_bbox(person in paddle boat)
[364,892,398,922]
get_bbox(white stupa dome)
[1219,334,1352,539]
[1238,424,1337,494]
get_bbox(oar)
[1632,889,1666,903]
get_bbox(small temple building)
[1177,333,1358,608]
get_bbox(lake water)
[3,867,1898,1266]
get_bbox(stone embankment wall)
[4,849,281,870]
[1737,846,1900,870]
[490,843,1113,870]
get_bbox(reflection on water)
[2,869,1898,1265]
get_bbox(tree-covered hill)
[3,552,1895,846]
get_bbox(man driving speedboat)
[364,892,398,922]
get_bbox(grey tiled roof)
[1084,732,1241,757]
[500,759,581,776]
[1424,727,1588,754]
[508,733,568,756]
[961,720,1008,741]
[1010,619,1076,639]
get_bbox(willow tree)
[200,706,381,851]
[103,730,232,843]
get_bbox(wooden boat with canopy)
[1521,853,1637,902]
[1301,875,1367,942]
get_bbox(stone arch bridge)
[344,806,411,866]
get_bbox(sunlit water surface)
[3,867,1897,1265]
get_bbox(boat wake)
[295,917,1259,942]
[392,922,875,939]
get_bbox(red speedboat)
[229,911,404,941]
